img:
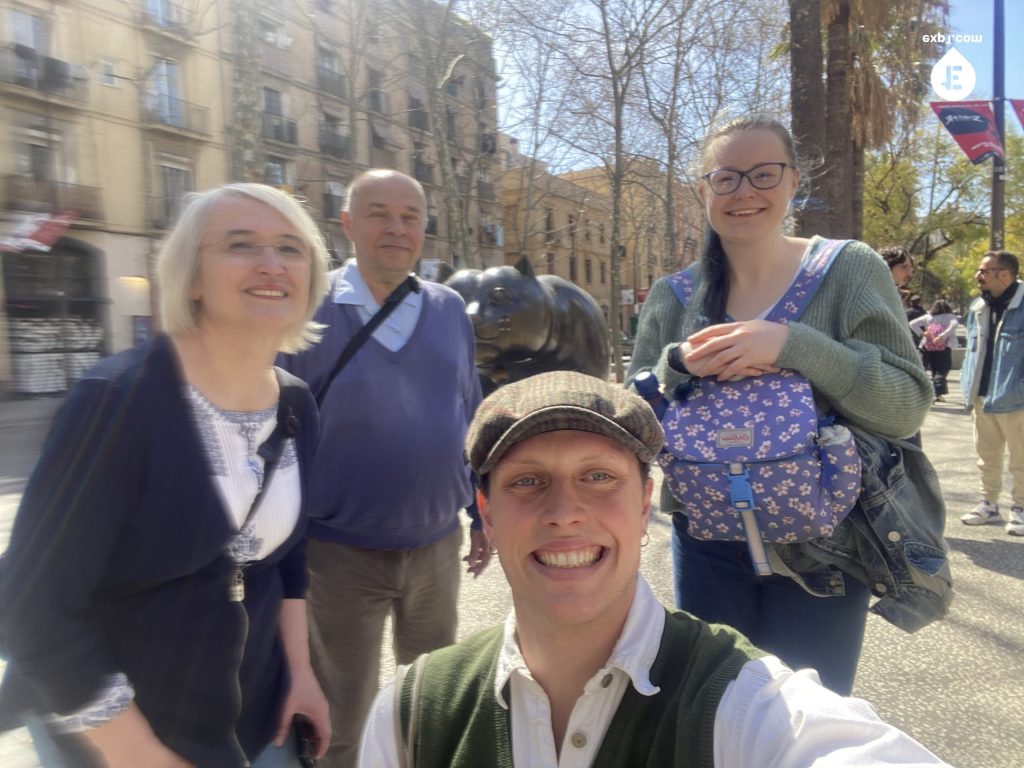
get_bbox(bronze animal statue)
[445,256,610,393]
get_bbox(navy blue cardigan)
[0,335,318,766]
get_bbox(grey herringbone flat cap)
[467,371,665,476]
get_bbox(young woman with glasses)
[627,115,932,695]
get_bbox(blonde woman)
[0,184,330,766]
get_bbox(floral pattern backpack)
[660,239,862,574]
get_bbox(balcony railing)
[319,128,350,159]
[0,47,87,103]
[262,114,298,145]
[4,176,103,220]
[317,65,346,99]
[413,161,434,185]
[141,0,189,35]
[142,94,209,135]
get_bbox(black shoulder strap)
[242,374,306,532]
[315,274,421,408]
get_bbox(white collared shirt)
[358,576,949,767]
[332,258,423,352]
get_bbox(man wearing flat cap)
[358,372,949,767]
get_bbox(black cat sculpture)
[445,256,610,393]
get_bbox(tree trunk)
[824,0,853,238]
[789,0,827,236]
[851,137,864,239]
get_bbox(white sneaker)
[961,500,1002,525]
[1007,507,1024,536]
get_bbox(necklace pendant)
[229,567,245,602]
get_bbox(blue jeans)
[671,513,870,695]
[251,730,302,768]
[28,713,299,768]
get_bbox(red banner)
[0,211,76,253]
[930,100,1005,164]
[1012,99,1024,132]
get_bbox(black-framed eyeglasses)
[702,162,796,195]
[976,268,1009,276]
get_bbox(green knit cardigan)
[626,237,933,514]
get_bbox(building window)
[265,156,289,187]
[323,180,345,219]
[569,255,578,283]
[545,209,556,239]
[368,67,388,113]
[263,87,283,116]
[585,257,592,284]
[546,252,555,274]
[599,223,606,244]
[150,58,184,127]
[159,162,192,225]
[600,261,606,284]
[100,60,118,87]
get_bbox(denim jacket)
[766,425,953,633]
[961,281,1024,413]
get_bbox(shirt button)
[875,583,888,594]
[601,673,614,688]
[887,530,901,542]
[571,732,587,749]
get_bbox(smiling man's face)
[342,173,426,293]
[480,430,652,634]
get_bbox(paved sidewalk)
[1,374,1022,766]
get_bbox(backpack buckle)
[727,463,754,510]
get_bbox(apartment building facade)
[0,0,499,396]
[499,138,613,318]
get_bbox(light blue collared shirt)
[331,259,423,352]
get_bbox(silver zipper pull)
[229,567,245,602]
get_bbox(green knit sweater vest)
[399,609,765,768]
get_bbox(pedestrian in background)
[359,372,950,767]
[627,115,932,695]
[960,249,1024,536]
[280,169,487,767]
[0,184,331,766]
[910,299,959,402]
[881,245,915,298]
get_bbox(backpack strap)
[664,239,851,322]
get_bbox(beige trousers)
[305,527,463,768]
[973,398,1024,508]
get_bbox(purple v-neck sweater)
[282,280,481,549]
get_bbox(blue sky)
[946,0,1023,111]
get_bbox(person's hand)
[684,320,788,381]
[273,666,331,758]
[464,528,493,578]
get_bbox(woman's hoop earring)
[488,539,498,555]
[640,531,650,548]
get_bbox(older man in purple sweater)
[281,169,488,768]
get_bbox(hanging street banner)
[930,100,1006,164]
[0,211,77,253]
[1012,99,1024,132]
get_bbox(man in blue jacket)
[960,249,1024,536]
[282,169,488,767]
